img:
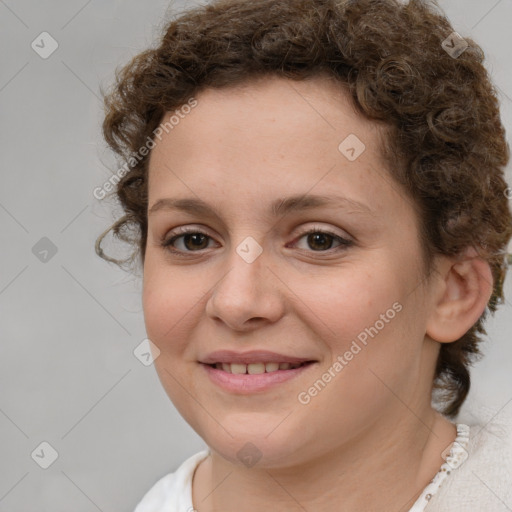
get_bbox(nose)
[205,247,286,332]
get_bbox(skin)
[142,75,493,511]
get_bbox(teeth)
[231,363,247,375]
[212,362,306,374]
[247,363,266,374]
[265,362,279,372]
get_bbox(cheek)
[290,266,422,425]
[287,257,426,402]
[142,260,199,355]
[288,262,405,347]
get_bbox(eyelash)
[161,226,353,256]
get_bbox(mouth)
[199,351,318,393]
[204,361,314,374]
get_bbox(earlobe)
[426,248,493,343]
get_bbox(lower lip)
[201,362,316,394]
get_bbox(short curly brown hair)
[97,0,512,417]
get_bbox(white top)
[134,421,512,511]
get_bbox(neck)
[192,407,456,512]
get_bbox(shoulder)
[133,450,210,512]
[428,419,512,511]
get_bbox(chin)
[197,423,311,469]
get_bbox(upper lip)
[199,350,316,365]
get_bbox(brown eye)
[182,233,209,251]
[306,232,335,251]
[162,230,216,253]
[293,228,353,253]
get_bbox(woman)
[97,0,512,510]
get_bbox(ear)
[426,247,494,343]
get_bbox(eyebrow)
[148,194,376,219]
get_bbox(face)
[143,76,439,468]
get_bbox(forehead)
[147,76,412,225]
[151,75,381,160]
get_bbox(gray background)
[0,1,511,511]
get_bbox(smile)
[208,362,308,374]
[201,361,316,393]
